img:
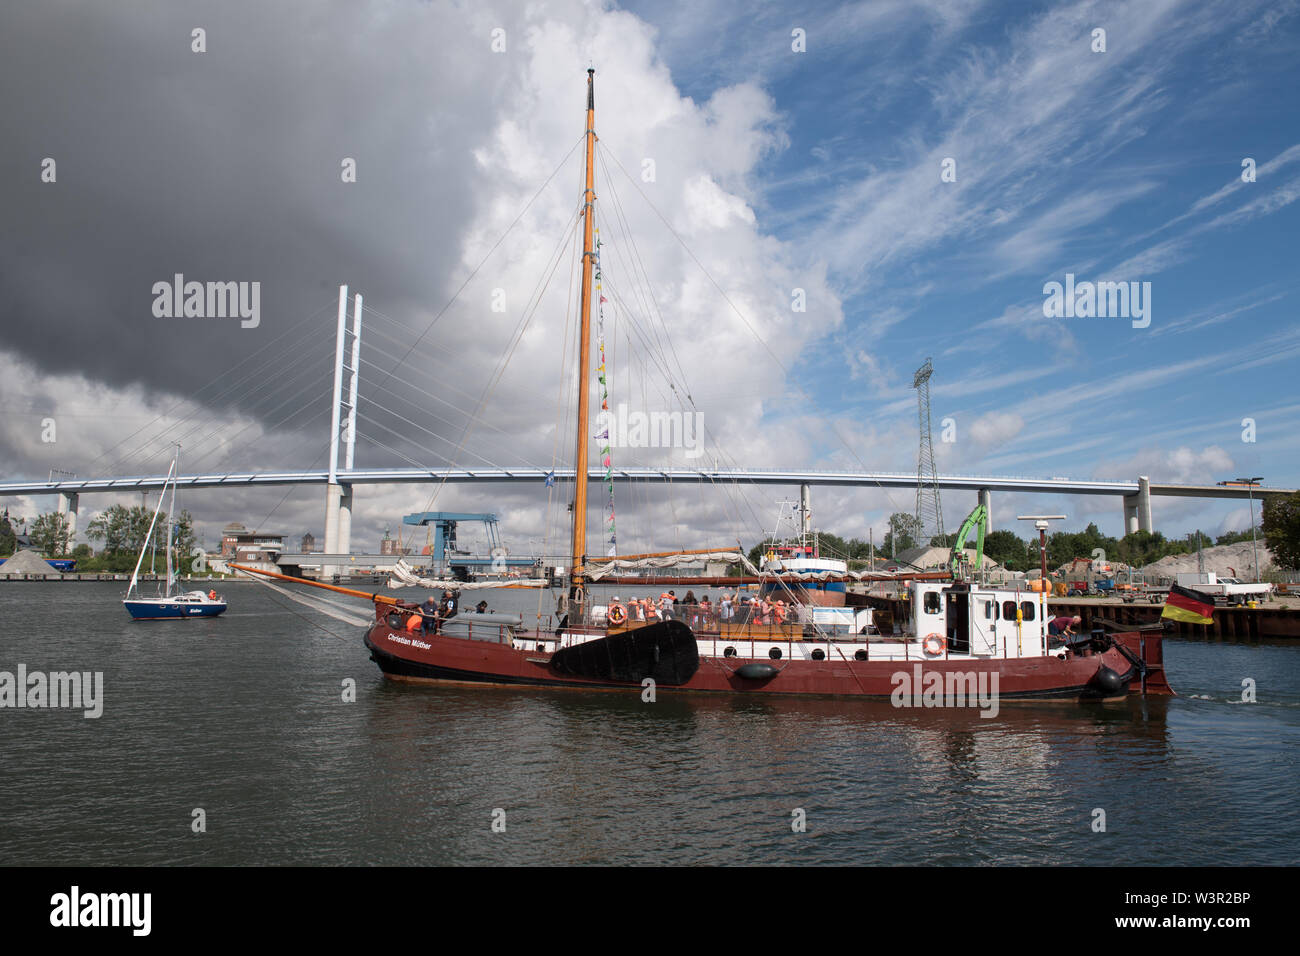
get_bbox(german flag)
[1161,583,1216,625]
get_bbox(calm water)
[1,581,1297,866]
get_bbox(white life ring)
[923,633,946,657]
[607,603,627,626]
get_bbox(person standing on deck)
[420,595,440,635]
[659,592,674,620]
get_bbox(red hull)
[363,616,1172,702]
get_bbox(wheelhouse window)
[1020,601,1036,621]
[923,591,942,614]
[984,600,997,620]
[1002,600,1017,619]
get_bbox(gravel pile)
[1142,540,1273,579]
[0,549,62,576]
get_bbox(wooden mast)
[570,68,597,602]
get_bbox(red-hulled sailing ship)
[238,69,1172,705]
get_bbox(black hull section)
[548,620,699,685]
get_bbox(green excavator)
[949,504,988,581]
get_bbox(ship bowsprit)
[548,620,700,685]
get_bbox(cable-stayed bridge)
[4,466,1292,546]
[7,288,1291,552]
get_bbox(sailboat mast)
[569,68,597,599]
[165,444,179,593]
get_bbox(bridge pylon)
[323,285,363,577]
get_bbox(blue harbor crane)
[402,512,538,579]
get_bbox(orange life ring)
[607,603,627,626]
[923,633,946,657]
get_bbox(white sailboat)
[123,446,226,619]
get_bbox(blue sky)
[617,0,1299,537]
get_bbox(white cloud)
[968,411,1025,448]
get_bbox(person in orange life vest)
[659,592,674,620]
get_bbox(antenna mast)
[913,357,944,544]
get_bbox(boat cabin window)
[1002,600,1017,619]
[923,591,942,614]
[983,600,997,620]
[1020,601,1036,621]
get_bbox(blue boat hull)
[124,600,227,619]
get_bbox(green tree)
[983,530,1030,571]
[881,512,922,557]
[86,504,163,556]
[30,512,73,556]
[172,510,198,573]
[1215,527,1259,547]
[1262,493,1300,570]
[0,510,15,557]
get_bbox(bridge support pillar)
[1122,477,1153,535]
[1137,475,1152,533]
[338,484,353,559]
[323,482,353,577]
[56,492,79,539]
[978,488,991,535]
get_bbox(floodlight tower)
[913,357,944,544]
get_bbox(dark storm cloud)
[1,0,495,404]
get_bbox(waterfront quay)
[848,589,1300,640]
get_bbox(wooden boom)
[228,563,403,605]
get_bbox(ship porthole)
[768,647,783,660]
[723,646,737,658]
[854,650,868,661]
[811,648,825,661]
